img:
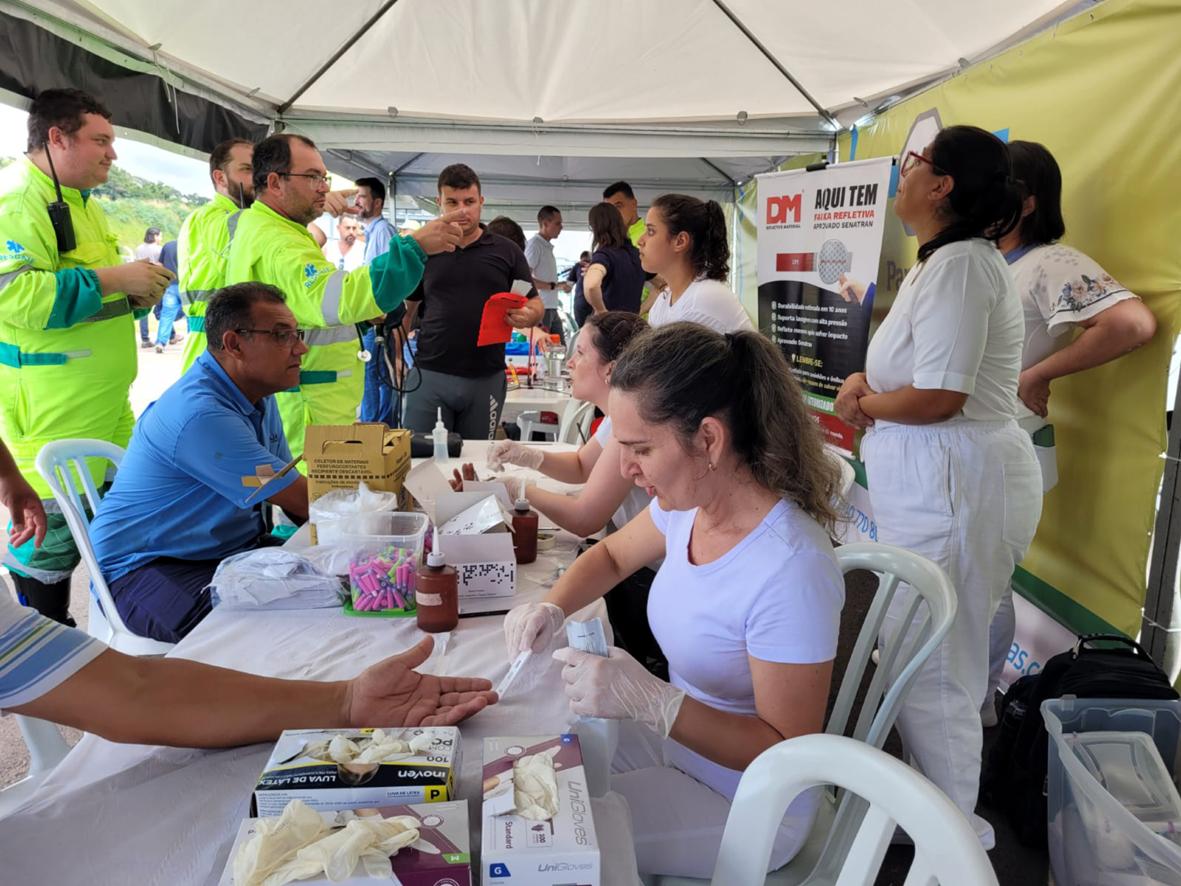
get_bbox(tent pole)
[277,0,404,114]
[1144,380,1181,682]
[709,0,840,130]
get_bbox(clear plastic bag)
[209,549,345,610]
[309,482,400,545]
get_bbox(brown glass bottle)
[512,498,539,564]
[415,551,458,633]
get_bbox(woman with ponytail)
[505,322,845,877]
[638,193,753,333]
[834,125,1042,848]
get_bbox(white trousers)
[609,721,812,878]
[862,419,1042,849]
[986,587,1016,701]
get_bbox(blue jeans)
[155,283,183,346]
[359,327,394,424]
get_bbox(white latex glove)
[504,601,565,655]
[552,646,686,739]
[486,439,545,473]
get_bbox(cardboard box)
[219,800,472,886]
[482,735,600,886]
[253,727,460,817]
[303,424,411,505]
[445,533,517,599]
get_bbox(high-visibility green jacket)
[0,159,137,498]
[177,192,241,373]
[225,200,426,461]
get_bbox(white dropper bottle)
[432,408,449,464]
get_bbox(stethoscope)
[356,324,371,363]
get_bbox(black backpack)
[981,633,1179,847]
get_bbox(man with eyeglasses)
[177,137,256,374]
[226,134,463,463]
[89,283,313,642]
[0,88,173,627]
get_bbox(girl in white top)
[835,125,1042,849]
[506,323,845,878]
[638,193,754,333]
[983,141,1156,717]
[483,312,665,669]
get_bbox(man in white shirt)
[524,205,571,345]
[322,216,364,271]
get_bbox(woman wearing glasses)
[834,126,1042,848]
[981,141,1155,722]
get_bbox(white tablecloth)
[0,445,639,885]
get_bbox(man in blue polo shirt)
[90,282,311,642]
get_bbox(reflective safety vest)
[177,192,241,373]
[0,159,137,497]
[225,200,426,462]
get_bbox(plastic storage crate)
[1043,697,1181,885]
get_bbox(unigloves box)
[218,800,472,886]
[481,734,600,886]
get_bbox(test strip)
[496,650,532,698]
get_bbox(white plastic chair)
[647,542,958,886]
[558,399,595,444]
[516,410,558,442]
[35,439,174,656]
[0,715,73,819]
[710,734,998,886]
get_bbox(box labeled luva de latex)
[253,727,460,817]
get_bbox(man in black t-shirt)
[403,164,542,438]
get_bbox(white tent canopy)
[1,0,1088,223]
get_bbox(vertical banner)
[756,158,893,451]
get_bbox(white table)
[0,447,638,885]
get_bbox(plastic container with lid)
[1043,697,1181,885]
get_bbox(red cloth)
[477,292,529,346]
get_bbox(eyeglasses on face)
[235,327,305,346]
[900,150,947,177]
[279,171,331,187]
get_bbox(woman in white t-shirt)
[505,323,845,878]
[483,312,666,670]
[834,126,1042,849]
[639,194,754,333]
[983,141,1156,719]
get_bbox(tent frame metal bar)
[277,0,404,114]
[1143,385,1181,680]
[709,0,840,131]
[700,158,737,186]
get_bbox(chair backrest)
[830,542,957,747]
[515,411,558,442]
[795,542,957,882]
[559,399,595,445]
[710,734,998,886]
[34,440,137,641]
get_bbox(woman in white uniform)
[485,311,666,672]
[506,323,844,877]
[638,194,754,333]
[834,125,1042,849]
[983,141,1157,720]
